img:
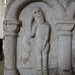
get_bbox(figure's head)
[33,8,43,17]
[33,8,45,24]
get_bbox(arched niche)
[17,2,58,75]
[5,0,67,22]
[3,0,75,75]
[5,0,43,20]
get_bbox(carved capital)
[3,20,21,36]
[56,19,75,37]
[56,19,75,31]
[56,23,74,31]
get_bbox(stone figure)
[31,8,50,75]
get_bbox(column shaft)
[5,36,17,69]
[56,23,74,75]
[3,23,20,75]
[59,31,72,70]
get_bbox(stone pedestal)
[3,21,20,75]
[57,23,74,75]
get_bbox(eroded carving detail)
[31,8,50,75]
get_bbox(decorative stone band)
[3,25,20,36]
[3,20,22,25]
[55,18,75,25]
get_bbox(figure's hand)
[30,34,35,38]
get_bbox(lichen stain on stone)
[23,58,29,64]
[20,50,32,64]
[28,50,32,57]
[27,41,31,47]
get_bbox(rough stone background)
[5,0,75,74]
[17,2,57,69]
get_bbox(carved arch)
[67,0,75,19]
[5,0,67,22]
[6,0,43,20]
[5,0,75,25]
[43,0,66,18]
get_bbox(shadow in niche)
[73,14,75,20]
[17,69,20,75]
[48,24,51,75]
[0,39,4,75]
[0,39,3,61]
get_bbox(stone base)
[37,70,42,75]
[43,70,48,75]
[18,68,49,75]
[18,68,37,75]
[4,68,18,75]
[58,70,74,75]
[49,68,57,75]
[37,70,48,75]
[48,68,75,75]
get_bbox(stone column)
[3,20,20,75]
[56,23,74,75]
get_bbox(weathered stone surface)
[17,3,57,75]
[4,0,75,75]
